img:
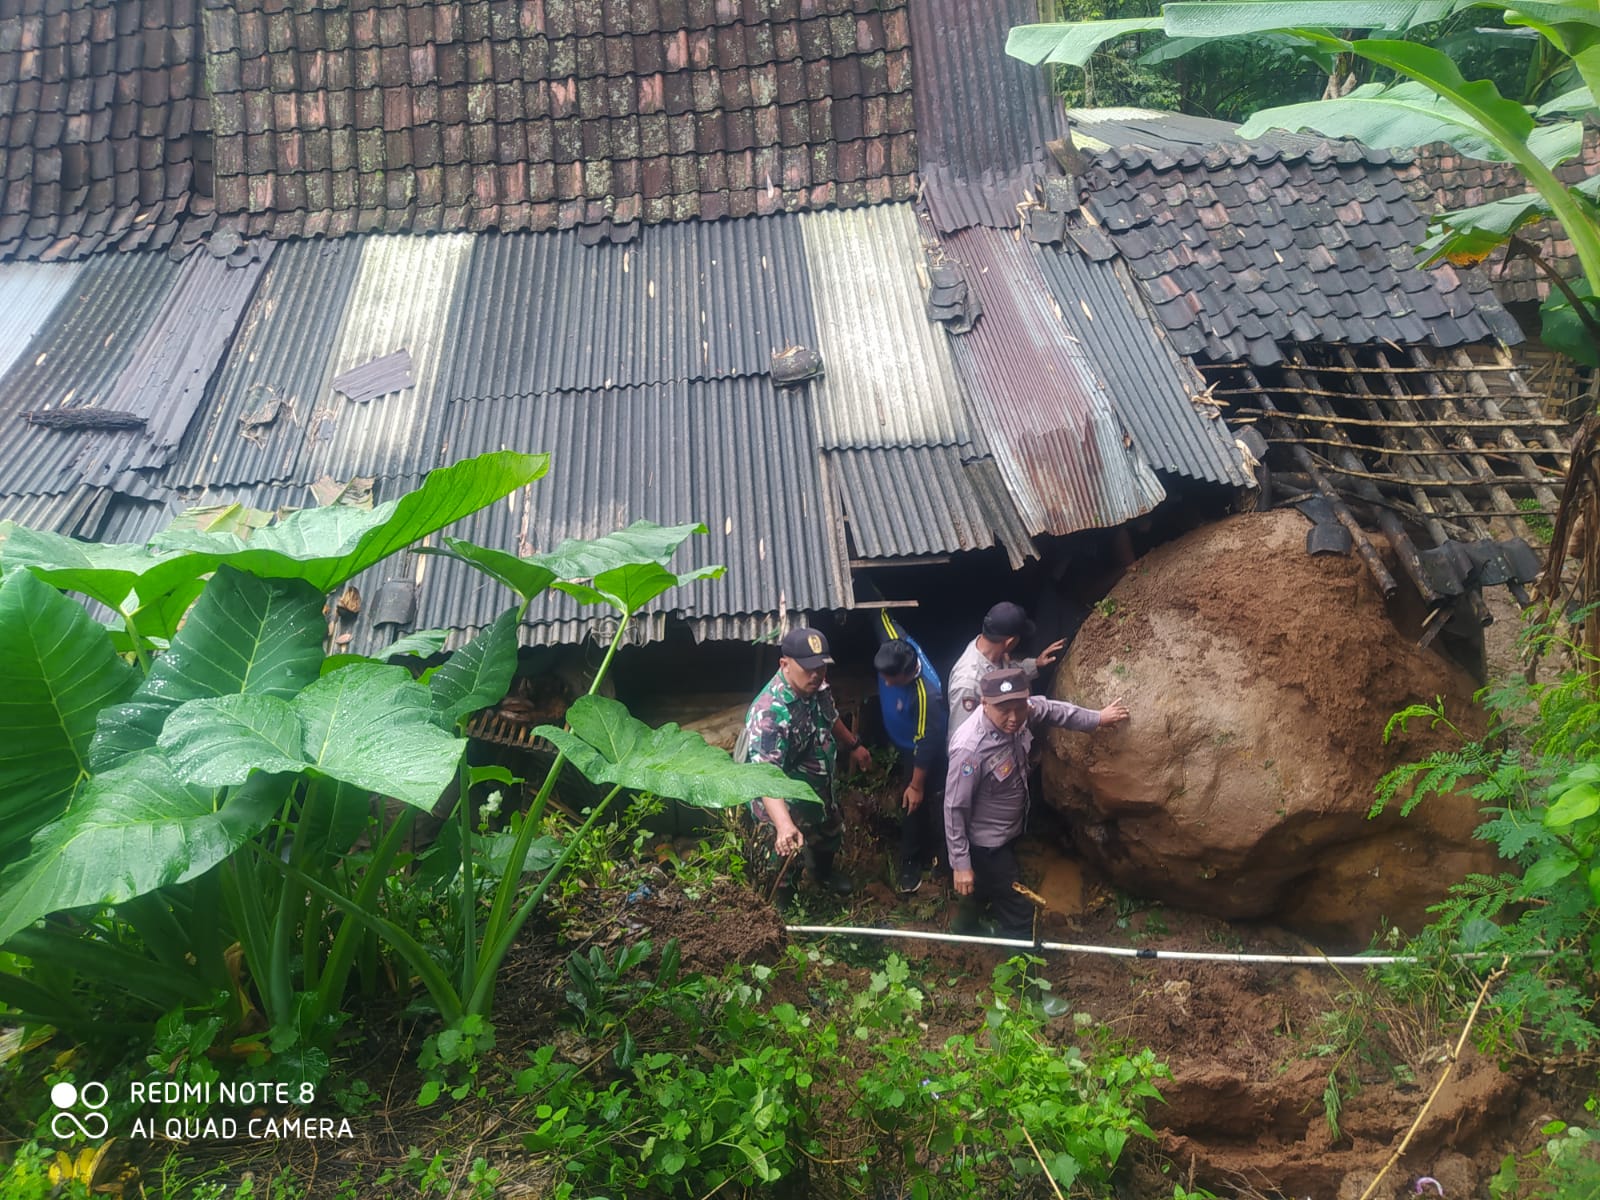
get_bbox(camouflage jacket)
[736,669,839,790]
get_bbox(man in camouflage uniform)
[737,626,872,899]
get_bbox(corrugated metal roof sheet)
[909,0,1064,231]
[0,261,84,380]
[77,252,272,489]
[403,377,851,648]
[0,252,182,496]
[800,204,972,450]
[1031,244,1248,487]
[0,486,110,539]
[940,227,1166,535]
[439,216,818,402]
[829,445,1033,563]
[308,233,477,481]
[162,238,367,490]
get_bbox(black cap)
[982,601,1035,641]
[780,626,834,670]
[979,667,1030,700]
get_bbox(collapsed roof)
[0,7,1559,651]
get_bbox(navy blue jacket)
[873,612,948,773]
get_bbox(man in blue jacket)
[873,613,949,895]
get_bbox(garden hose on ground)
[782,924,1533,967]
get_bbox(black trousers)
[970,840,1035,939]
[895,753,946,871]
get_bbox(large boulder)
[1042,510,1497,941]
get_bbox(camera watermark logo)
[50,1081,109,1140]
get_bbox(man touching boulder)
[945,668,1129,938]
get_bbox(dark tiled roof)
[1080,140,1525,364]
[202,0,916,239]
[0,0,208,261]
[1412,132,1600,305]
[909,0,1061,231]
[0,0,918,262]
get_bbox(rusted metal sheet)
[1032,243,1249,486]
[939,227,1166,535]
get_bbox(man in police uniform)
[947,602,1066,735]
[737,626,873,899]
[944,667,1128,938]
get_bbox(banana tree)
[1008,0,1600,361]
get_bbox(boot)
[811,851,854,897]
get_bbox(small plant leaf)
[428,607,520,728]
[1545,782,1600,827]
[425,539,558,604]
[382,629,451,660]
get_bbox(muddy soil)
[822,786,1561,1200]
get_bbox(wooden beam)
[849,555,954,568]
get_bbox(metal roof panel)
[1031,243,1249,486]
[941,227,1166,535]
[800,204,972,451]
[0,261,85,380]
[440,216,818,402]
[0,252,182,496]
[163,238,367,490]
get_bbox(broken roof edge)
[1066,106,1412,170]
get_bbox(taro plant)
[0,451,549,1046]
[298,521,825,1023]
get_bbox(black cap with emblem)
[979,667,1030,700]
[779,626,834,670]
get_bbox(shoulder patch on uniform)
[962,697,976,712]
[961,762,974,776]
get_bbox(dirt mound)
[1043,510,1496,941]
[628,880,785,971]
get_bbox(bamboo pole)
[1229,409,1567,431]
[1243,367,1398,598]
[1295,459,1559,489]
[1366,349,1500,543]
[1284,362,1443,602]
[1261,436,1562,464]
[1332,347,1476,545]
[1492,344,1575,464]
[1402,346,1526,540]
[1449,347,1570,491]
[1200,361,1529,375]
[1213,384,1518,402]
